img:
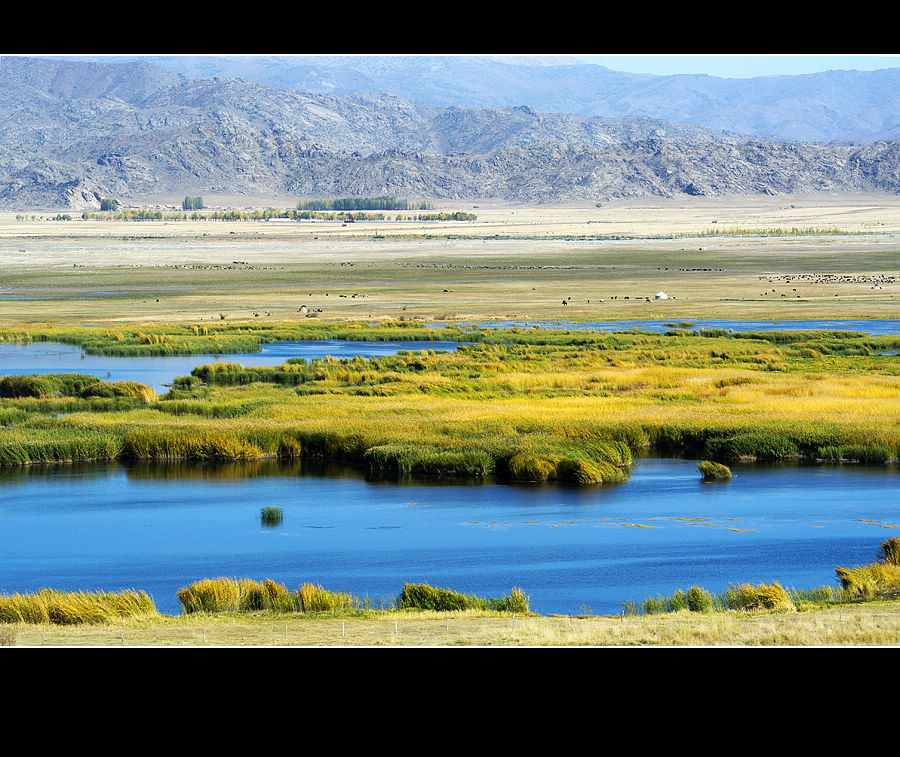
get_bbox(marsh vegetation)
[2,322,900,478]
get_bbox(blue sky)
[571,55,900,78]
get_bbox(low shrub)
[686,585,714,612]
[629,590,688,615]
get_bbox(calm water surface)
[0,340,466,394]
[1,458,896,615]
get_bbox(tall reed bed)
[0,427,122,465]
[4,324,900,476]
[0,588,157,624]
[176,578,360,614]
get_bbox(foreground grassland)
[4,565,899,646]
[3,602,898,646]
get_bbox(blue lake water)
[1,323,899,616]
[0,458,896,616]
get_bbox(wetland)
[2,196,900,637]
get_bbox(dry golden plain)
[6,601,900,646]
[2,193,900,326]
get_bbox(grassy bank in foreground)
[3,540,899,646]
[3,594,899,647]
[2,601,898,646]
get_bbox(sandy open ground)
[1,193,899,326]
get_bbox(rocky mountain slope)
[75,54,900,144]
[2,56,900,210]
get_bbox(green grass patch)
[397,582,530,613]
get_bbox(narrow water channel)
[0,339,467,394]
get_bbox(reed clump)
[878,537,900,566]
[835,564,900,598]
[177,578,294,614]
[0,373,154,403]
[833,537,900,598]
[296,582,358,613]
[260,506,283,526]
[0,588,157,624]
[123,428,266,461]
[80,380,156,404]
[698,460,732,481]
[816,443,894,464]
[625,582,795,615]
[397,582,531,613]
[175,577,361,614]
[720,582,795,612]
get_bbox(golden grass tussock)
[835,563,900,598]
[175,577,360,614]
[879,537,900,566]
[0,588,157,624]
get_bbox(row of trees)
[182,196,204,210]
[81,208,477,222]
[297,196,431,211]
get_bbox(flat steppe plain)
[2,193,899,326]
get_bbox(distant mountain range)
[3,55,900,209]
[56,54,900,144]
